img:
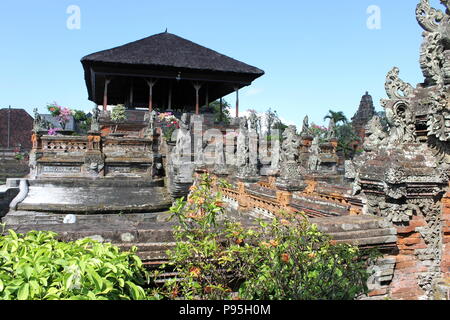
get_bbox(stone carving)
[144,110,157,138]
[173,113,191,164]
[348,0,450,299]
[416,0,445,32]
[236,117,258,180]
[32,108,50,133]
[281,125,300,162]
[363,116,388,151]
[326,118,337,140]
[248,112,260,134]
[276,126,304,190]
[383,67,415,101]
[269,137,281,175]
[384,100,416,144]
[301,116,310,136]
[415,0,448,85]
[308,136,320,171]
[91,106,100,132]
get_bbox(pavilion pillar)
[147,79,156,112]
[193,83,202,115]
[219,98,223,122]
[129,80,134,108]
[103,78,111,111]
[168,83,173,111]
[234,86,239,118]
[205,85,209,109]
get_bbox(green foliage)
[0,230,150,300]
[335,123,360,159]
[238,216,376,300]
[209,100,232,124]
[111,105,127,133]
[158,174,376,300]
[111,105,127,123]
[324,110,348,125]
[14,154,24,161]
[72,110,91,133]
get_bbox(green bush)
[159,174,377,300]
[0,229,150,300]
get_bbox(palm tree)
[323,110,348,125]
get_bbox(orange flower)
[214,201,225,208]
[261,241,270,248]
[308,252,316,259]
[281,253,290,263]
[280,219,291,226]
[235,238,244,245]
[269,239,279,247]
[189,267,201,277]
[171,287,179,298]
[189,185,197,192]
[204,286,212,294]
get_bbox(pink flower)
[48,128,61,136]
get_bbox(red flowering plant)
[47,102,72,130]
[157,112,179,141]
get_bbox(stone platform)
[10,177,172,214]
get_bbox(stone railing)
[31,132,156,179]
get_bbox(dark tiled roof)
[0,108,33,151]
[81,32,264,76]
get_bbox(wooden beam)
[103,78,111,111]
[235,87,239,118]
[193,83,202,115]
[146,79,156,112]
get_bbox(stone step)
[2,211,167,226]
[312,215,393,234]
[327,227,397,241]
[333,235,398,247]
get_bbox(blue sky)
[0,0,439,127]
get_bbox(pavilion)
[81,32,264,117]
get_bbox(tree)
[209,100,232,124]
[324,110,348,125]
[265,108,278,136]
[335,122,360,159]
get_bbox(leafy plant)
[0,230,150,300]
[111,105,127,133]
[238,214,378,300]
[157,174,377,300]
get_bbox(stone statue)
[236,117,259,180]
[301,115,310,136]
[144,110,157,138]
[326,118,337,140]
[363,116,387,151]
[236,117,249,173]
[249,111,260,134]
[32,108,49,133]
[173,113,191,165]
[91,106,100,132]
[308,136,320,171]
[281,125,299,162]
[276,125,304,190]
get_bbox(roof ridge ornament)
[416,0,445,32]
[383,67,414,101]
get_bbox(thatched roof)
[81,32,264,76]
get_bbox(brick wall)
[442,187,450,279]
[0,108,33,151]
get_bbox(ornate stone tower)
[348,0,450,300]
[351,91,376,142]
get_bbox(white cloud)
[245,87,264,96]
